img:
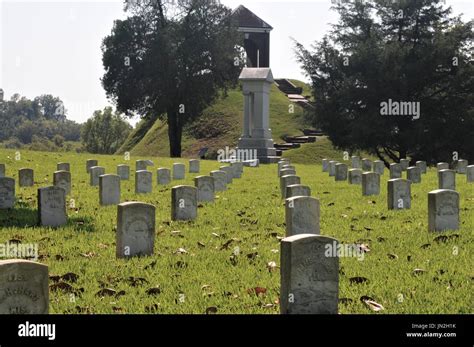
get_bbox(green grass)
[125,82,310,158]
[0,148,472,314]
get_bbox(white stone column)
[243,92,251,138]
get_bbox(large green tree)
[81,107,132,154]
[295,0,473,165]
[101,0,243,157]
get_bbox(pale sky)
[0,0,472,124]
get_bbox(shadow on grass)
[0,207,38,228]
[68,216,96,233]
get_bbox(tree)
[101,0,243,157]
[295,0,474,165]
[81,107,132,154]
[33,95,67,122]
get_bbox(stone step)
[275,143,301,149]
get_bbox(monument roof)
[232,5,273,31]
[239,68,274,82]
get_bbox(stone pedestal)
[236,68,279,164]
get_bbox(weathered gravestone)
[428,189,459,232]
[194,176,215,203]
[348,169,362,185]
[285,196,320,236]
[280,234,338,314]
[286,184,311,199]
[390,163,402,179]
[335,163,348,181]
[99,174,121,206]
[243,159,259,167]
[373,161,385,175]
[437,162,449,171]
[38,186,67,227]
[351,156,361,169]
[19,168,34,187]
[400,158,410,171]
[220,166,234,184]
[322,159,329,172]
[157,168,171,185]
[278,160,290,175]
[171,186,198,221]
[0,259,49,314]
[362,172,380,196]
[328,161,337,176]
[89,166,105,186]
[53,170,71,195]
[362,159,372,172]
[454,159,468,174]
[189,159,200,174]
[416,161,427,174]
[173,163,186,180]
[280,175,301,199]
[57,163,70,172]
[407,166,421,183]
[0,177,15,209]
[0,164,5,178]
[117,165,130,180]
[387,179,411,210]
[136,160,154,172]
[438,169,456,190]
[231,162,244,179]
[210,171,227,191]
[467,165,474,183]
[279,168,296,178]
[86,159,98,173]
[116,202,155,258]
[135,170,152,194]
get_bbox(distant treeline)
[0,93,82,151]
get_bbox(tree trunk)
[167,110,182,158]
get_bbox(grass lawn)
[0,148,472,314]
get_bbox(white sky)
[0,0,472,124]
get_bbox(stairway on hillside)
[273,79,322,156]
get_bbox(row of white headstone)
[277,158,339,314]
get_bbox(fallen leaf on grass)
[145,287,161,296]
[127,277,149,287]
[420,243,431,249]
[205,307,218,314]
[387,253,398,260]
[247,287,267,296]
[433,234,460,243]
[349,277,369,285]
[61,272,79,283]
[267,261,277,272]
[361,296,384,312]
[144,261,157,270]
[413,269,427,276]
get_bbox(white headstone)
[0,177,15,209]
[0,259,49,314]
[400,158,410,171]
[362,172,380,196]
[86,159,98,173]
[89,166,105,186]
[467,165,474,183]
[373,160,385,175]
[280,175,301,199]
[171,186,198,221]
[231,162,244,178]
[362,158,372,172]
[135,170,152,194]
[437,162,449,171]
[328,161,337,176]
[136,160,153,171]
[219,166,234,184]
[415,161,427,174]
[285,184,311,199]
[117,165,130,180]
[438,169,455,190]
[390,163,402,179]
[99,174,121,206]
[189,159,200,174]
[455,159,468,174]
[157,168,171,185]
[335,163,348,181]
[407,166,421,183]
[210,170,227,191]
[194,176,215,203]
[351,156,361,169]
[116,202,155,258]
[285,196,320,236]
[428,189,459,232]
[57,163,70,172]
[322,159,329,172]
[279,168,296,177]
[53,170,71,195]
[280,234,338,314]
[387,178,411,210]
[19,168,34,187]
[348,169,362,184]
[173,163,185,180]
[38,186,67,227]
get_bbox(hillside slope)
[120,81,312,158]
